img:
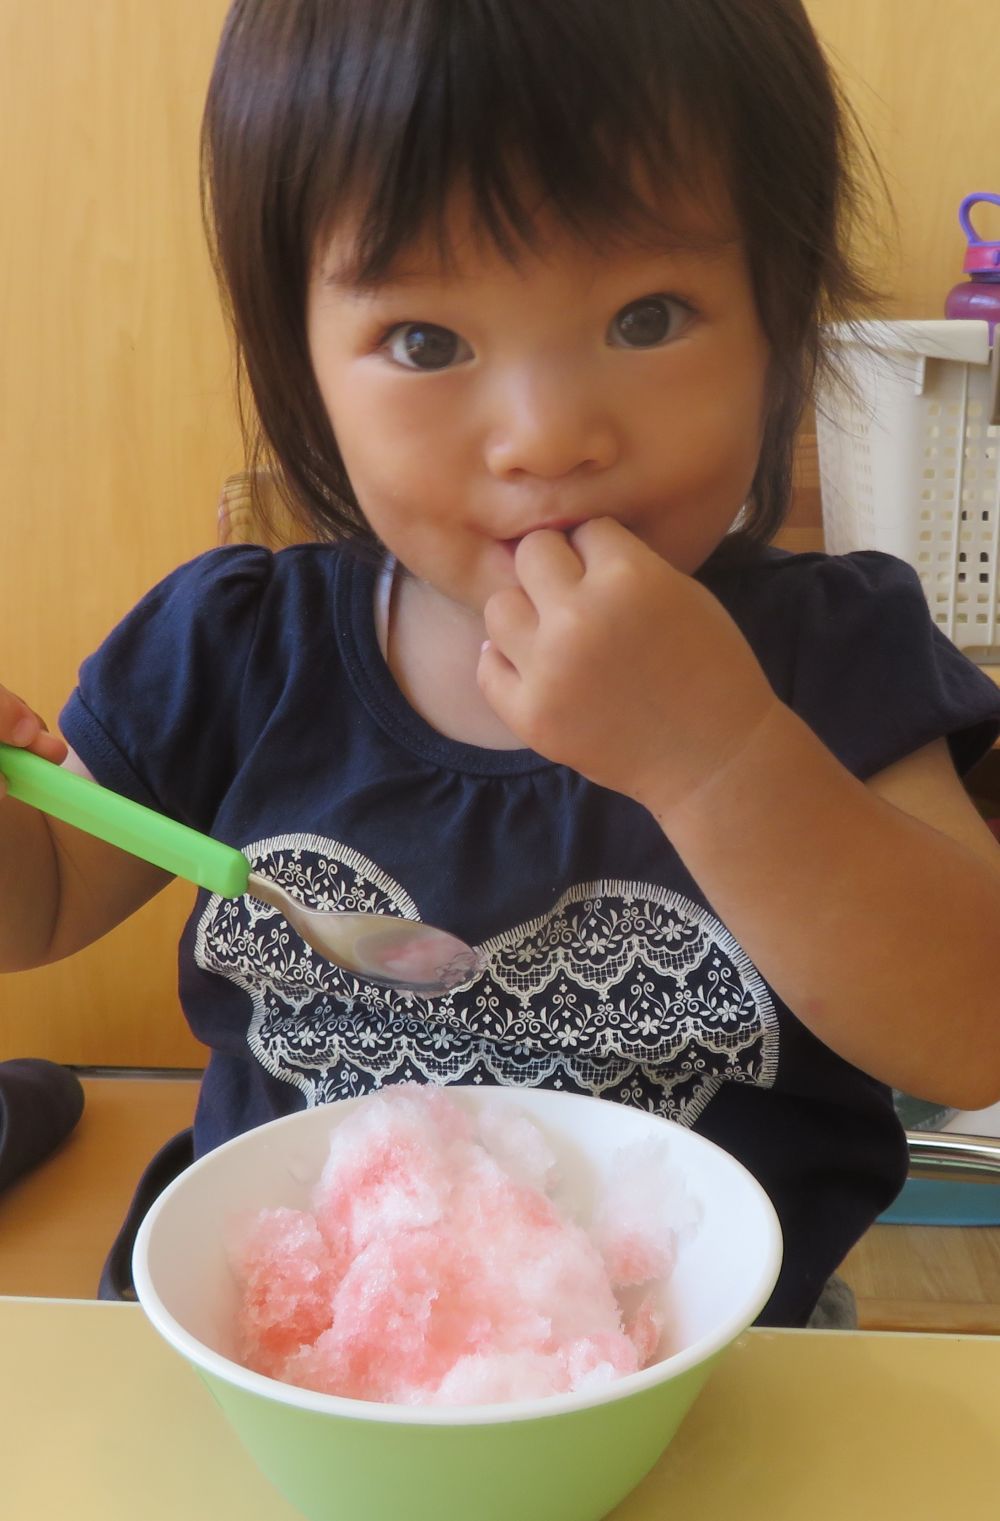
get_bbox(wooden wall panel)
[806,0,1000,320]
[0,0,233,1065]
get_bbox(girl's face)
[307,191,770,614]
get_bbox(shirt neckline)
[336,552,554,777]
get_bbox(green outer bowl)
[134,1087,782,1521]
[199,1354,720,1521]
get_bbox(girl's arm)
[479,518,1000,1110]
[649,709,1000,1110]
[0,703,171,971]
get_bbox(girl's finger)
[482,585,537,668]
[0,691,40,746]
[31,729,69,764]
[566,515,626,560]
[512,526,585,603]
[570,515,680,586]
[476,637,520,723]
[0,692,68,762]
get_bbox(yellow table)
[1,1299,998,1520]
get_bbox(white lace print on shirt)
[193,835,779,1124]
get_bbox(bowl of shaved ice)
[133,1083,781,1521]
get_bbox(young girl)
[2,0,1000,1327]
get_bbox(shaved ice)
[229,1084,699,1407]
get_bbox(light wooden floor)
[839,1222,1000,1334]
[1,1074,998,1332]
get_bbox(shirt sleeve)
[777,551,1000,779]
[59,546,275,831]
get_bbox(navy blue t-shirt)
[60,542,1000,1325]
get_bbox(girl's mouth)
[499,518,586,551]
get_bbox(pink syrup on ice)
[228,1084,699,1407]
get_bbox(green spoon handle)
[0,742,250,898]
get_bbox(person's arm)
[648,707,1000,1110]
[0,696,171,970]
[478,518,1000,1110]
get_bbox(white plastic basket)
[816,319,1000,660]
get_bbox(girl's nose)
[483,369,619,481]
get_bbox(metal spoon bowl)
[247,871,486,994]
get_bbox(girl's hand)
[477,517,779,816]
[0,686,68,800]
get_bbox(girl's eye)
[382,322,472,371]
[608,295,693,349]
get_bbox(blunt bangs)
[202,0,888,552]
[303,7,734,285]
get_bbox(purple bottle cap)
[959,193,1000,273]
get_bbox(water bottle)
[945,192,1000,339]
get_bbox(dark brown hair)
[201,0,888,558]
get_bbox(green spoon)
[0,743,484,995]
